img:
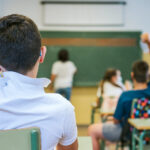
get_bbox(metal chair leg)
[100,140,105,150]
[139,131,146,150]
[132,128,136,150]
[91,108,95,124]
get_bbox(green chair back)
[91,96,103,124]
[0,127,41,150]
[99,96,104,108]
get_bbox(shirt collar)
[2,71,50,88]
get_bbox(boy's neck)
[25,60,39,78]
[134,81,147,90]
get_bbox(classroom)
[0,0,150,150]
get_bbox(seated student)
[0,14,78,150]
[96,69,123,106]
[88,60,150,150]
[50,49,77,101]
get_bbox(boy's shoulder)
[120,87,150,103]
[121,90,137,97]
[53,61,61,66]
[44,93,74,111]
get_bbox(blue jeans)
[56,87,72,100]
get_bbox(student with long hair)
[97,69,123,99]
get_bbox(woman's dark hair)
[58,49,69,62]
[0,14,41,74]
[100,68,122,95]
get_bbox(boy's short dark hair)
[132,60,149,83]
[0,14,41,74]
[58,49,69,62]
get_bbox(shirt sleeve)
[71,62,77,74]
[59,106,77,146]
[113,94,124,121]
[51,63,59,75]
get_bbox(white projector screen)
[42,1,125,26]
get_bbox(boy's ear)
[39,46,47,63]
[0,65,6,72]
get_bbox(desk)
[128,119,150,150]
[128,119,150,130]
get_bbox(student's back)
[0,14,78,150]
[114,87,150,126]
[0,72,77,150]
[51,50,77,100]
[52,61,76,89]
[97,81,123,98]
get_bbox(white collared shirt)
[0,71,77,150]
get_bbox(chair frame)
[0,128,41,150]
[31,129,40,150]
[129,98,150,150]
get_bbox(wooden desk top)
[128,118,150,130]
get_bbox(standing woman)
[50,49,77,100]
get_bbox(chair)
[91,96,103,124]
[0,127,41,150]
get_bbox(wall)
[0,0,150,32]
[39,31,142,86]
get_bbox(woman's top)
[97,81,123,98]
[51,61,77,90]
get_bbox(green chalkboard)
[38,31,142,86]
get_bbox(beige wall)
[143,53,150,66]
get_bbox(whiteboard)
[43,2,125,26]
